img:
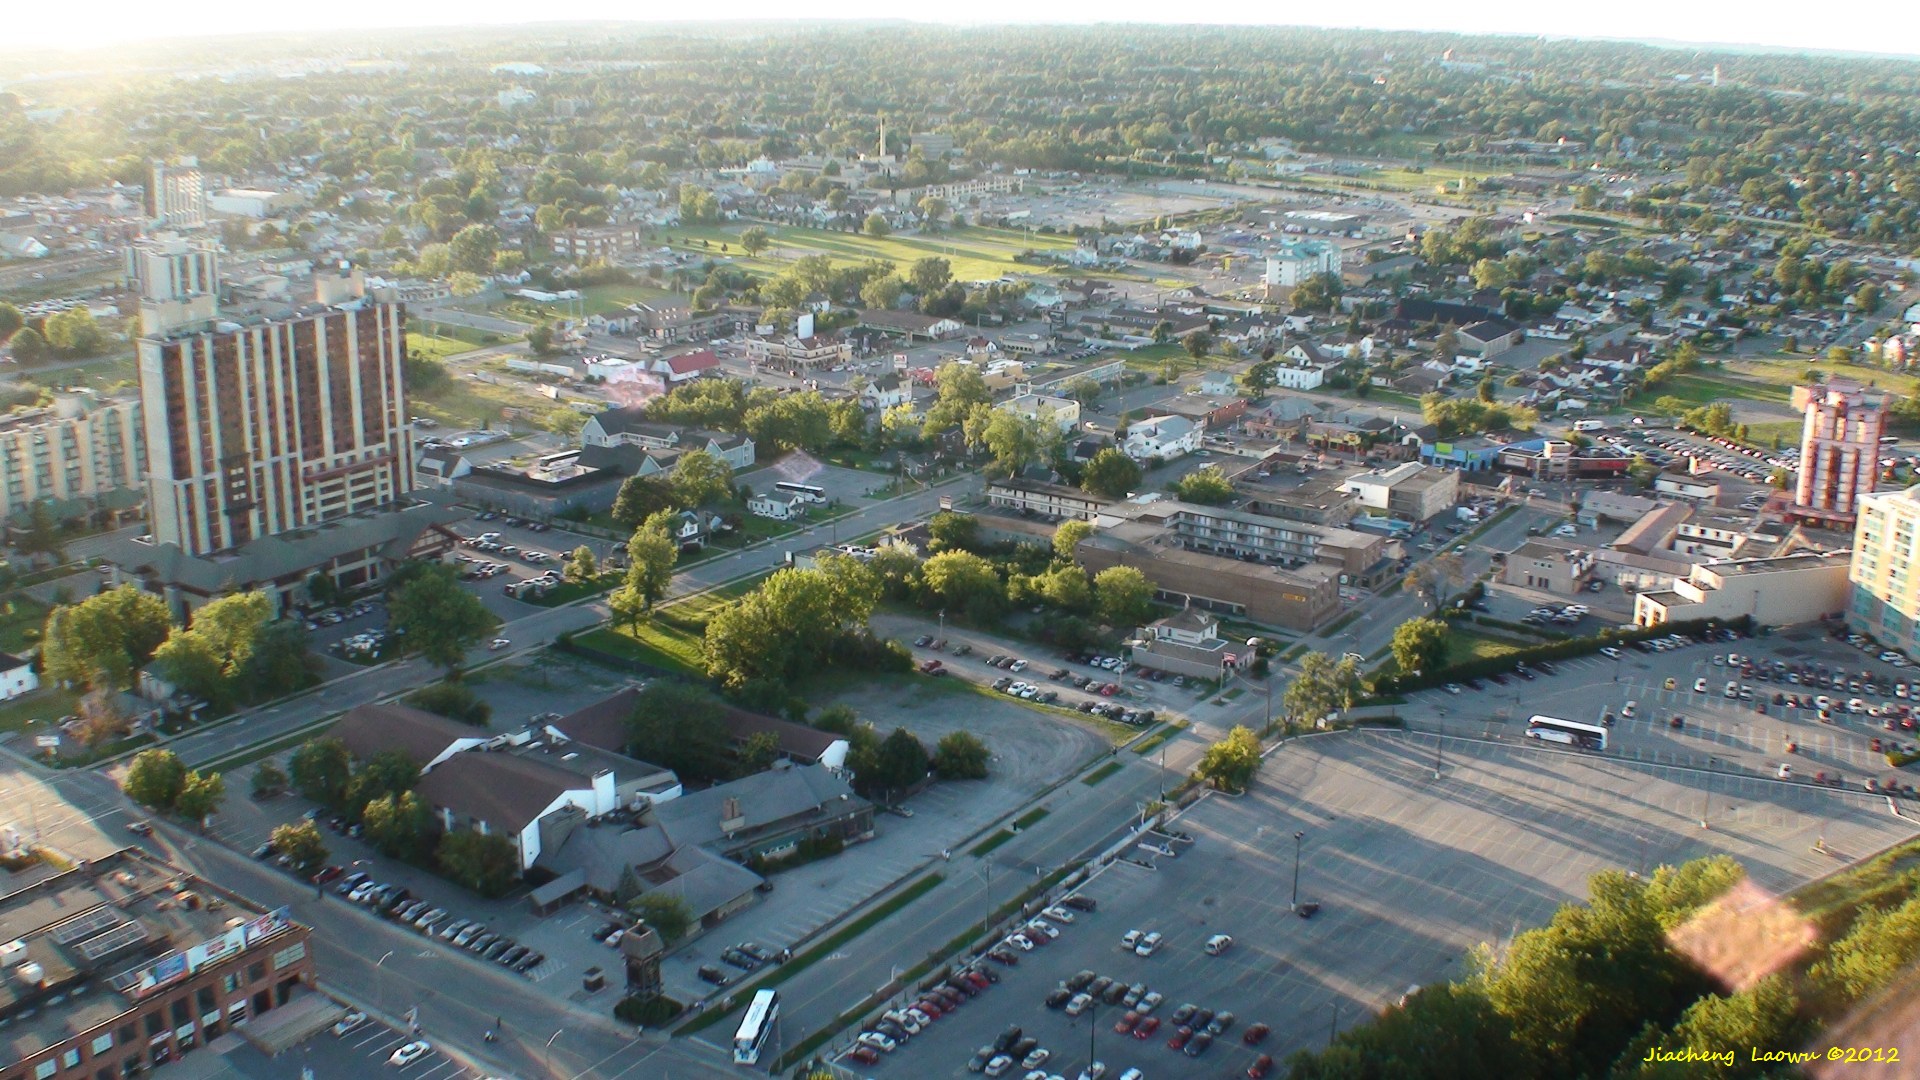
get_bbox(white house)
[1275,342,1341,390]
[747,492,809,521]
[861,374,911,411]
[0,654,36,701]
[1121,415,1202,462]
[998,393,1082,434]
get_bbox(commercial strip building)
[1126,607,1251,680]
[1338,462,1459,523]
[984,478,1113,522]
[1501,540,1596,595]
[1094,498,1391,585]
[1634,552,1851,628]
[1075,527,1341,631]
[0,848,314,1080]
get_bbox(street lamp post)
[544,1028,564,1076]
[1433,734,1443,780]
[375,950,392,1014]
[1290,831,1305,912]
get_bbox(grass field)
[409,371,558,430]
[1640,371,1794,410]
[663,223,1077,283]
[1442,626,1537,667]
[1735,357,1920,399]
[577,575,767,675]
[405,330,489,363]
[0,596,48,655]
[0,687,79,735]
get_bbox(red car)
[1242,1023,1271,1045]
[848,1046,880,1065]
[1132,1016,1161,1040]
[1168,1026,1194,1051]
[1248,1054,1274,1079]
[1113,1011,1139,1034]
[311,865,344,885]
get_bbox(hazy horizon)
[4,6,1916,61]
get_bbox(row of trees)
[124,749,226,824]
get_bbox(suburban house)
[860,373,911,410]
[1128,607,1247,680]
[648,349,722,384]
[747,492,809,521]
[580,406,757,470]
[1274,342,1342,389]
[997,393,1082,434]
[1121,415,1202,462]
[0,652,36,701]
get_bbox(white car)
[1026,920,1060,939]
[1599,647,1621,659]
[1042,905,1075,924]
[1007,933,1035,951]
[1023,1048,1052,1069]
[1120,929,1143,950]
[1693,678,1708,693]
[332,1011,366,1036]
[856,1031,896,1053]
[489,638,511,650]
[985,1055,1015,1077]
[388,1041,431,1066]
[1621,701,1637,718]
[1009,659,1028,672]
[1134,931,1163,957]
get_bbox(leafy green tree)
[933,731,990,780]
[702,558,881,690]
[1284,651,1363,724]
[927,511,982,553]
[863,213,891,237]
[0,302,21,341]
[363,791,435,862]
[1093,565,1153,626]
[739,730,781,772]
[41,585,172,690]
[251,760,289,798]
[910,257,952,295]
[1391,616,1450,676]
[1171,465,1233,504]
[633,892,694,943]
[269,820,329,874]
[848,727,929,799]
[1183,330,1213,360]
[861,274,906,310]
[1053,520,1093,562]
[976,410,1059,476]
[43,307,107,357]
[173,769,225,823]
[1242,360,1279,399]
[609,516,678,629]
[447,223,500,274]
[17,501,63,562]
[387,564,497,676]
[436,830,520,897]
[671,450,734,509]
[611,475,676,528]
[919,551,1005,614]
[290,738,352,808]
[125,749,188,810]
[7,326,48,364]
[920,362,989,436]
[1195,726,1261,791]
[1080,448,1142,499]
[626,682,736,783]
[404,681,492,725]
[526,321,554,355]
[564,545,600,585]
[1291,271,1342,312]
[1023,564,1093,613]
[740,226,770,256]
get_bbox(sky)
[6,0,1917,57]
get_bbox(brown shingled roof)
[330,703,478,768]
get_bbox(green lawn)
[663,223,1076,283]
[1643,371,1792,410]
[1442,626,1538,667]
[579,576,767,676]
[405,330,489,363]
[409,370,561,430]
[1735,357,1920,399]
[0,596,49,655]
[0,687,79,735]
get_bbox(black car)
[1045,988,1073,1009]
[1171,1003,1198,1025]
[1087,976,1113,998]
[698,965,730,986]
[1061,895,1097,912]
[1514,666,1536,681]
[1206,1011,1236,1035]
[1066,969,1097,991]
[1009,1036,1039,1059]
[1185,1032,1215,1057]
[1488,672,1509,686]
[1462,678,1483,691]
[968,1047,994,1073]
[993,1025,1024,1053]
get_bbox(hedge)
[1371,615,1754,694]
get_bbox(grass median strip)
[676,872,946,1036]
[1082,761,1124,786]
[969,830,1015,857]
[1012,806,1050,830]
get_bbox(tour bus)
[1524,714,1608,751]
[733,989,780,1065]
[773,481,828,504]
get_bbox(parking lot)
[210,1010,489,1080]
[846,727,1917,1079]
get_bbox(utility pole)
[1291,831,1305,912]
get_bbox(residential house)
[580,407,756,470]
[649,349,721,384]
[860,374,910,410]
[1121,415,1202,462]
[999,393,1082,434]
[1128,607,1248,681]
[0,652,36,701]
[747,492,809,521]
[1275,342,1342,390]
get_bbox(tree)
[1477,374,1497,403]
[921,550,1005,614]
[152,591,286,707]
[17,501,63,562]
[1195,726,1261,791]
[1292,271,1342,313]
[173,769,225,824]
[703,558,881,690]
[1242,360,1279,399]
[8,327,47,364]
[1284,651,1363,724]
[345,750,420,818]
[739,731,781,772]
[927,511,982,553]
[436,830,520,897]
[290,738,352,807]
[363,791,435,862]
[1053,520,1093,562]
[740,226,770,256]
[1081,448,1142,499]
[1093,566,1153,626]
[152,631,228,707]
[251,760,289,799]
[910,257,952,295]
[973,410,1057,476]
[125,749,187,810]
[1183,330,1214,360]
[564,545,600,585]
[387,564,496,675]
[611,475,676,529]
[41,585,172,691]
[244,620,316,698]
[609,517,678,629]
[633,892,694,943]
[933,731,990,780]
[1170,465,1233,504]
[43,307,107,357]
[404,681,492,725]
[917,195,949,228]
[850,727,930,798]
[863,213,891,237]
[0,302,20,341]
[1391,616,1451,676]
[626,682,735,782]
[526,321,554,355]
[448,270,487,297]
[672,449,734,509]
[861,274,906,310]
[269,820,329,873]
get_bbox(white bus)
[1525,715,1608,751]
[774,481,828,505]
[733,989,779,1066]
